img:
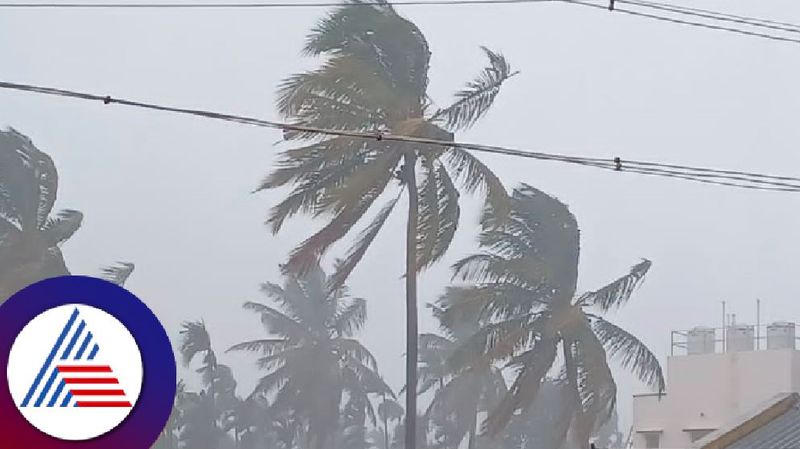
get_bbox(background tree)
[419,304,506,449]
[0,128,82,301]
[440,184,664,448]
[228,263,392,449]
[259,3,516,445]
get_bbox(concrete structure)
[632,323,800,449]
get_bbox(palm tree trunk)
[467,411,478,449]
[404,152,419,449]
[384,413,390,449]
[563,340,589,449]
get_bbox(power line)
[567,0,800,45]
[1,80,799,192]
[616,0,800,35]
[620,0,800,32]
[1,0,798,47]
[0,0,557,8]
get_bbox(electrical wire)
[616,0,800,35]
[565,0,800,44]
[1,0,797,46]
[1,80,799,192]
[618,0,800,32]
[0,0,558,7]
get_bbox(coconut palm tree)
[419,304,507,449]
[228,263,392,449]
[439,184,664,448]
[0,128,83,301]
[260,3,516,445]
[376,397,404,449]
[179,320,219,400]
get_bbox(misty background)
[1,0,799,431]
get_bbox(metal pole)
[671,331,674,356]
[756,299,761,350]
[722,301,726,353]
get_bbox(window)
[687,429,714,442]
[643,432,661,449]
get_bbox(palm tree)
[419,304,506,449]
[228,263,392,449]
[376,397,404,449]
[259,3,516,445]
[0,128,83,301]
[439,184,665,448]
[179,321,220,427]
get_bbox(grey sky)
[2,0,799,430]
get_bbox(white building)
[632,322,800,449]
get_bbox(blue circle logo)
[0,276,176,448]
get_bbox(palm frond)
[416,162,460,270]
[242,301,312,341]
[330,297,368,337]
[100,262,135,286]
[276,56,394,132]
[577,259,652,311]
[256,138,366,191]
[41,209,83,246]
[337,338,379,371]
[328,195,400,291]
[283,152,401,274]
[444,147,510,222]
[226,338,289,354]
[263,145,375,234]
[432,47,517,131]
[567,326,618,441]
[589,316,664,392]
[486,337,559,436]
[302,1,431,101]
[34,150,59,229]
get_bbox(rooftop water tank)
[687,327,716,355]
[767,322,796,350]
[726,324,755,352]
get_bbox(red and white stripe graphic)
[56,365,132,408]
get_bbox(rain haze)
[1,0,799,446]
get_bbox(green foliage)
[0,128,80,301]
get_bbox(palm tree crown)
[439,184,664,447]
[0,128,82,301]
[228,264,391,449]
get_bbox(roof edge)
[693,392,800,449]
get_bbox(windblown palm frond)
[577,259,652,311]
[589,315,665,392]
[100,262,135,286]
[432,47,518,131]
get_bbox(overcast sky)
[2,0,799,430]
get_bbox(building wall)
[632,349,800,449]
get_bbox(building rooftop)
[694,393,800,449]
[726,403,800,449]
